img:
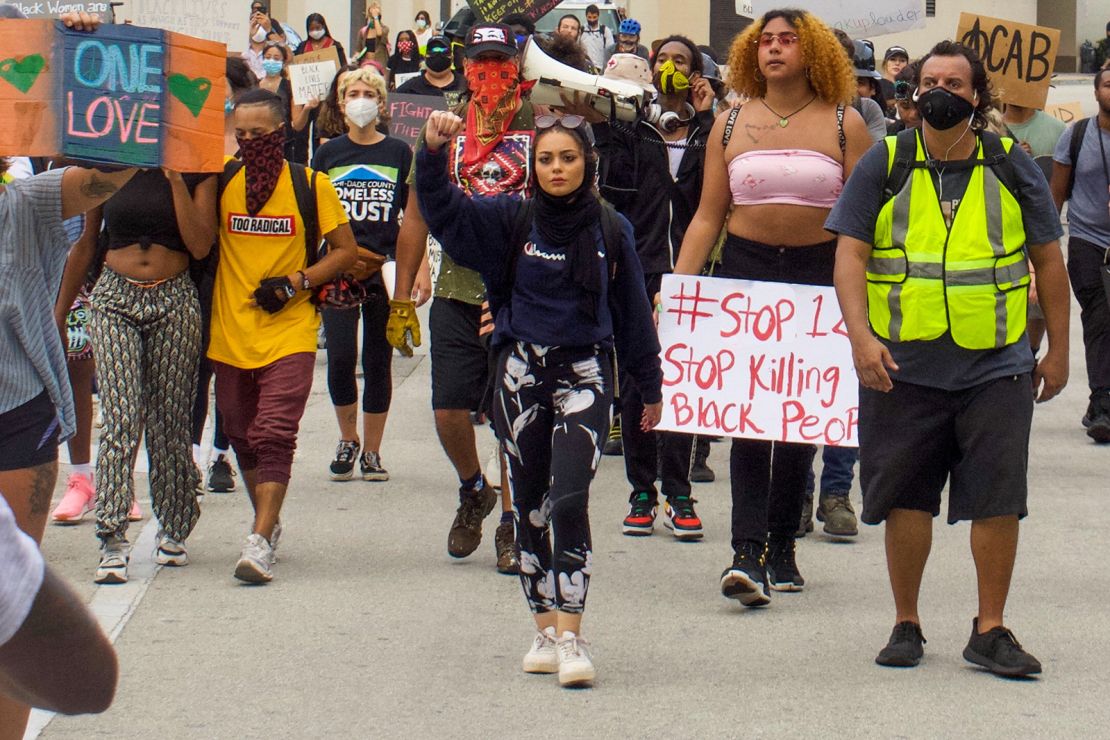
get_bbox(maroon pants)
[213,353,315,486]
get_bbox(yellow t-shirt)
[208,163,349,369]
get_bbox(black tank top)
[103,169,212,252]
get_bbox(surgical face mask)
[654,59,691,95]
[309,28,326,40]
[252,26,268,44]
[914,86,976,131]
[416,18,427,29]
[262,58,283,77]
[345,97,379,128]
[425,53,452,73]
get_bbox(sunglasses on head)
[756,31,799,47]
[535,113,586,130]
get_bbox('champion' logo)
[523,242,565,262]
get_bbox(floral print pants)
[493,342,613,615]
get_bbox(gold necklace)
[760,95,817,127]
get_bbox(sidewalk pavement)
[30,296,1110,739]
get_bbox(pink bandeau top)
[728,149,844,208]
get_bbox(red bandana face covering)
[463,59,521,166]
[237,128,287,215]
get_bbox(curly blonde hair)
[727,9,855,105]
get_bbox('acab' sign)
[956,13,1060,110]
[655,275,859,447]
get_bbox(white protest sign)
[753,0,925,39]
[655,274,859,447]
[288,62,337,105]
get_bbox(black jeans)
[493,342,613,615]
[322,283,392,413]
[719,234,834,550]
[192,273,228,450]
[619,271,694,503]
[1066,236,1110,394]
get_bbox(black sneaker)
[963,619,1042,677]
[796,496,814,538]
[602,416,623,456]
[876,621,926,667]
[360,451,389,481]
[689,456,715,483]
[1083,399,1110,445]
[207,453,236,493]
[720,543,771,607]
[622,492,657,536]
[329,440,360,481]
[448,483,498,558]
[765,536,804,591]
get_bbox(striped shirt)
[0,169,74,440]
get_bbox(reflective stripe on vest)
[868,132,1030,350]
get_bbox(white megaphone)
[521,37,648,122]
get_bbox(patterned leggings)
[493,342,613,615]
[89,268,201,542]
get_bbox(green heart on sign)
[0,54,46,94]
[168,74,212,118]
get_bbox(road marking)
[24,514,162,739]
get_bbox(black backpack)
[881,128,1021,204]
[1064,117,1091,202]
[492,199,624,322]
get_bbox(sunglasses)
[756,31,799,47]
[535,113,586,130]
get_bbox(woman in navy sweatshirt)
[416,110,663,689]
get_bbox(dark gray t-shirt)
[825,135,1064,390]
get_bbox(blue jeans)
[804,445,859,499]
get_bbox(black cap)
[465,23,517,58]
[426,35,450,55]
[884,45,909,61]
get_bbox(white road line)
[24,514,163,740]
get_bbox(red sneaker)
[663,496,704,540]
[622,492,657,536]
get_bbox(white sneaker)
[270,520,283,559]
[94,536,130,584]
[557,631,595,688]
[522,626,559,674]
[154,533,189,566]
[234,533,274,583]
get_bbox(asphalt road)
[26,245,1110,739]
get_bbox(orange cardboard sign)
[0,19,226,172]
[956,13,1060,109]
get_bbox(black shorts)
[0,391,60,471]
[429,297,490,411]
[859,374,1033,525]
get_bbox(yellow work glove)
[386,299,421,357]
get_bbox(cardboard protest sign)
[1045,102,1083,125]
[753,0,924,39]
[387,93,448,148]
[957,13,1060,110]
[655,274,859,447]
[0,20,225,171]
[288,47,340,106]
[468,0,562,23]
[9,1,111,18]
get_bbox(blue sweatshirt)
[416,146,663,404]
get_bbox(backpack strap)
[882,128,920,202]
[289,162,320,265]
[836,103,846,158]
[722,106,741,147]
[598,202,621,281]
[978,130,1021,200]
[1066,117,1090,201]
[217,158,243,200]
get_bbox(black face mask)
[425,53,452,73]
[916,87,976,131]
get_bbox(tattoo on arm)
[79,173,119,199]
[28,462,57,516]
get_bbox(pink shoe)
[52,474,95,524]
[128,497,142,522]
